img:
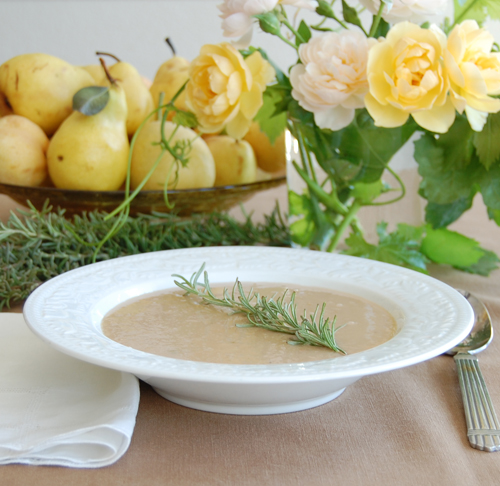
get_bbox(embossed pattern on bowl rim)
[23,246,474,382]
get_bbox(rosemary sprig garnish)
[0,201,290,310]
[173,264,346,354]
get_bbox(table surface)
[1,189,500,486]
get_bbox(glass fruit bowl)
[0,174,286,216]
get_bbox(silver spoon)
[446,289,500,452]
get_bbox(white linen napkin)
[0,313,140,468]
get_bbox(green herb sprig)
[0,201,289,310]
[173,264,346,353]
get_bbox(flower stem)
[446,0,479,33]
[368,2,385,37]
[282,18,306,44]
[326,200,362,252]
[277,31,299,50]
[366,165,407,206]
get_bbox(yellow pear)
[131,120,215,190]
[82,63,152,89]
[0,93,13,117]
[0,53,95,136]
[243,122,286,174]
[47,81,129,191]
[204,135,257,186]
[0,114,49,186]
[150,56,190,112]
[96,53,154,137]
[81,64,106,84]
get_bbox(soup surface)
[101,283,397,365]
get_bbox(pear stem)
[95,51,121,63]
[165,37,176,57]
[98,57,118,86]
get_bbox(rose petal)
[365,93,410,128]
[411,97,456,133]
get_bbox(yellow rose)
[365,22,455,133]
[185,43,274,139]
[444,20,500,132]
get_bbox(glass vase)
[285,118,424,252]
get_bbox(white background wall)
[1,1,498,86]
[0,0,298,80]
[1,1,499,226]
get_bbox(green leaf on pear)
[72,86,110,116]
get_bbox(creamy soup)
[101,283,397,365]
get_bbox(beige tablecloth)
[1,189,499,485]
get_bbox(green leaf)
[72,86,109,115]
[288,190,313,217]
[342,0,364,30]
[289,107,417,187]
[487,207,500,225]
[287,188,337,250]
[424,194,475,228]
[289,218,316,246]
[350,180,385,203]
[453,0,500,25]
[343,222,499,276]
[421,227,484,267]
[288,190,316,246]
[343,222,429,273]
[255,87,289,144]
[454,249,500,276]
[295,20,312,46]
[473,112,500,169]
[415,116,484,205]
[172,110,198,128]
[371,16,390,38]
[316,0,336,18]
[479,163,500,210]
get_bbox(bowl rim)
[0,174,286,197]
[23,246,474,384]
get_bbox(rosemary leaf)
[173,264,346,354]
[0,201,290,310]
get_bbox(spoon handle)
[455,353,500,452]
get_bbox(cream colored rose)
[444,20,500,132]
[185,43,275,139]
[365,21,455,133]
[290,31,377,131]
[358,0,447,24]
[218,0,316,46]
[218,0,278,39]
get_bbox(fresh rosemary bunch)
[0,201,289,310]
[173,264,346,354]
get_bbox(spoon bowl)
[446,289,494,355]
